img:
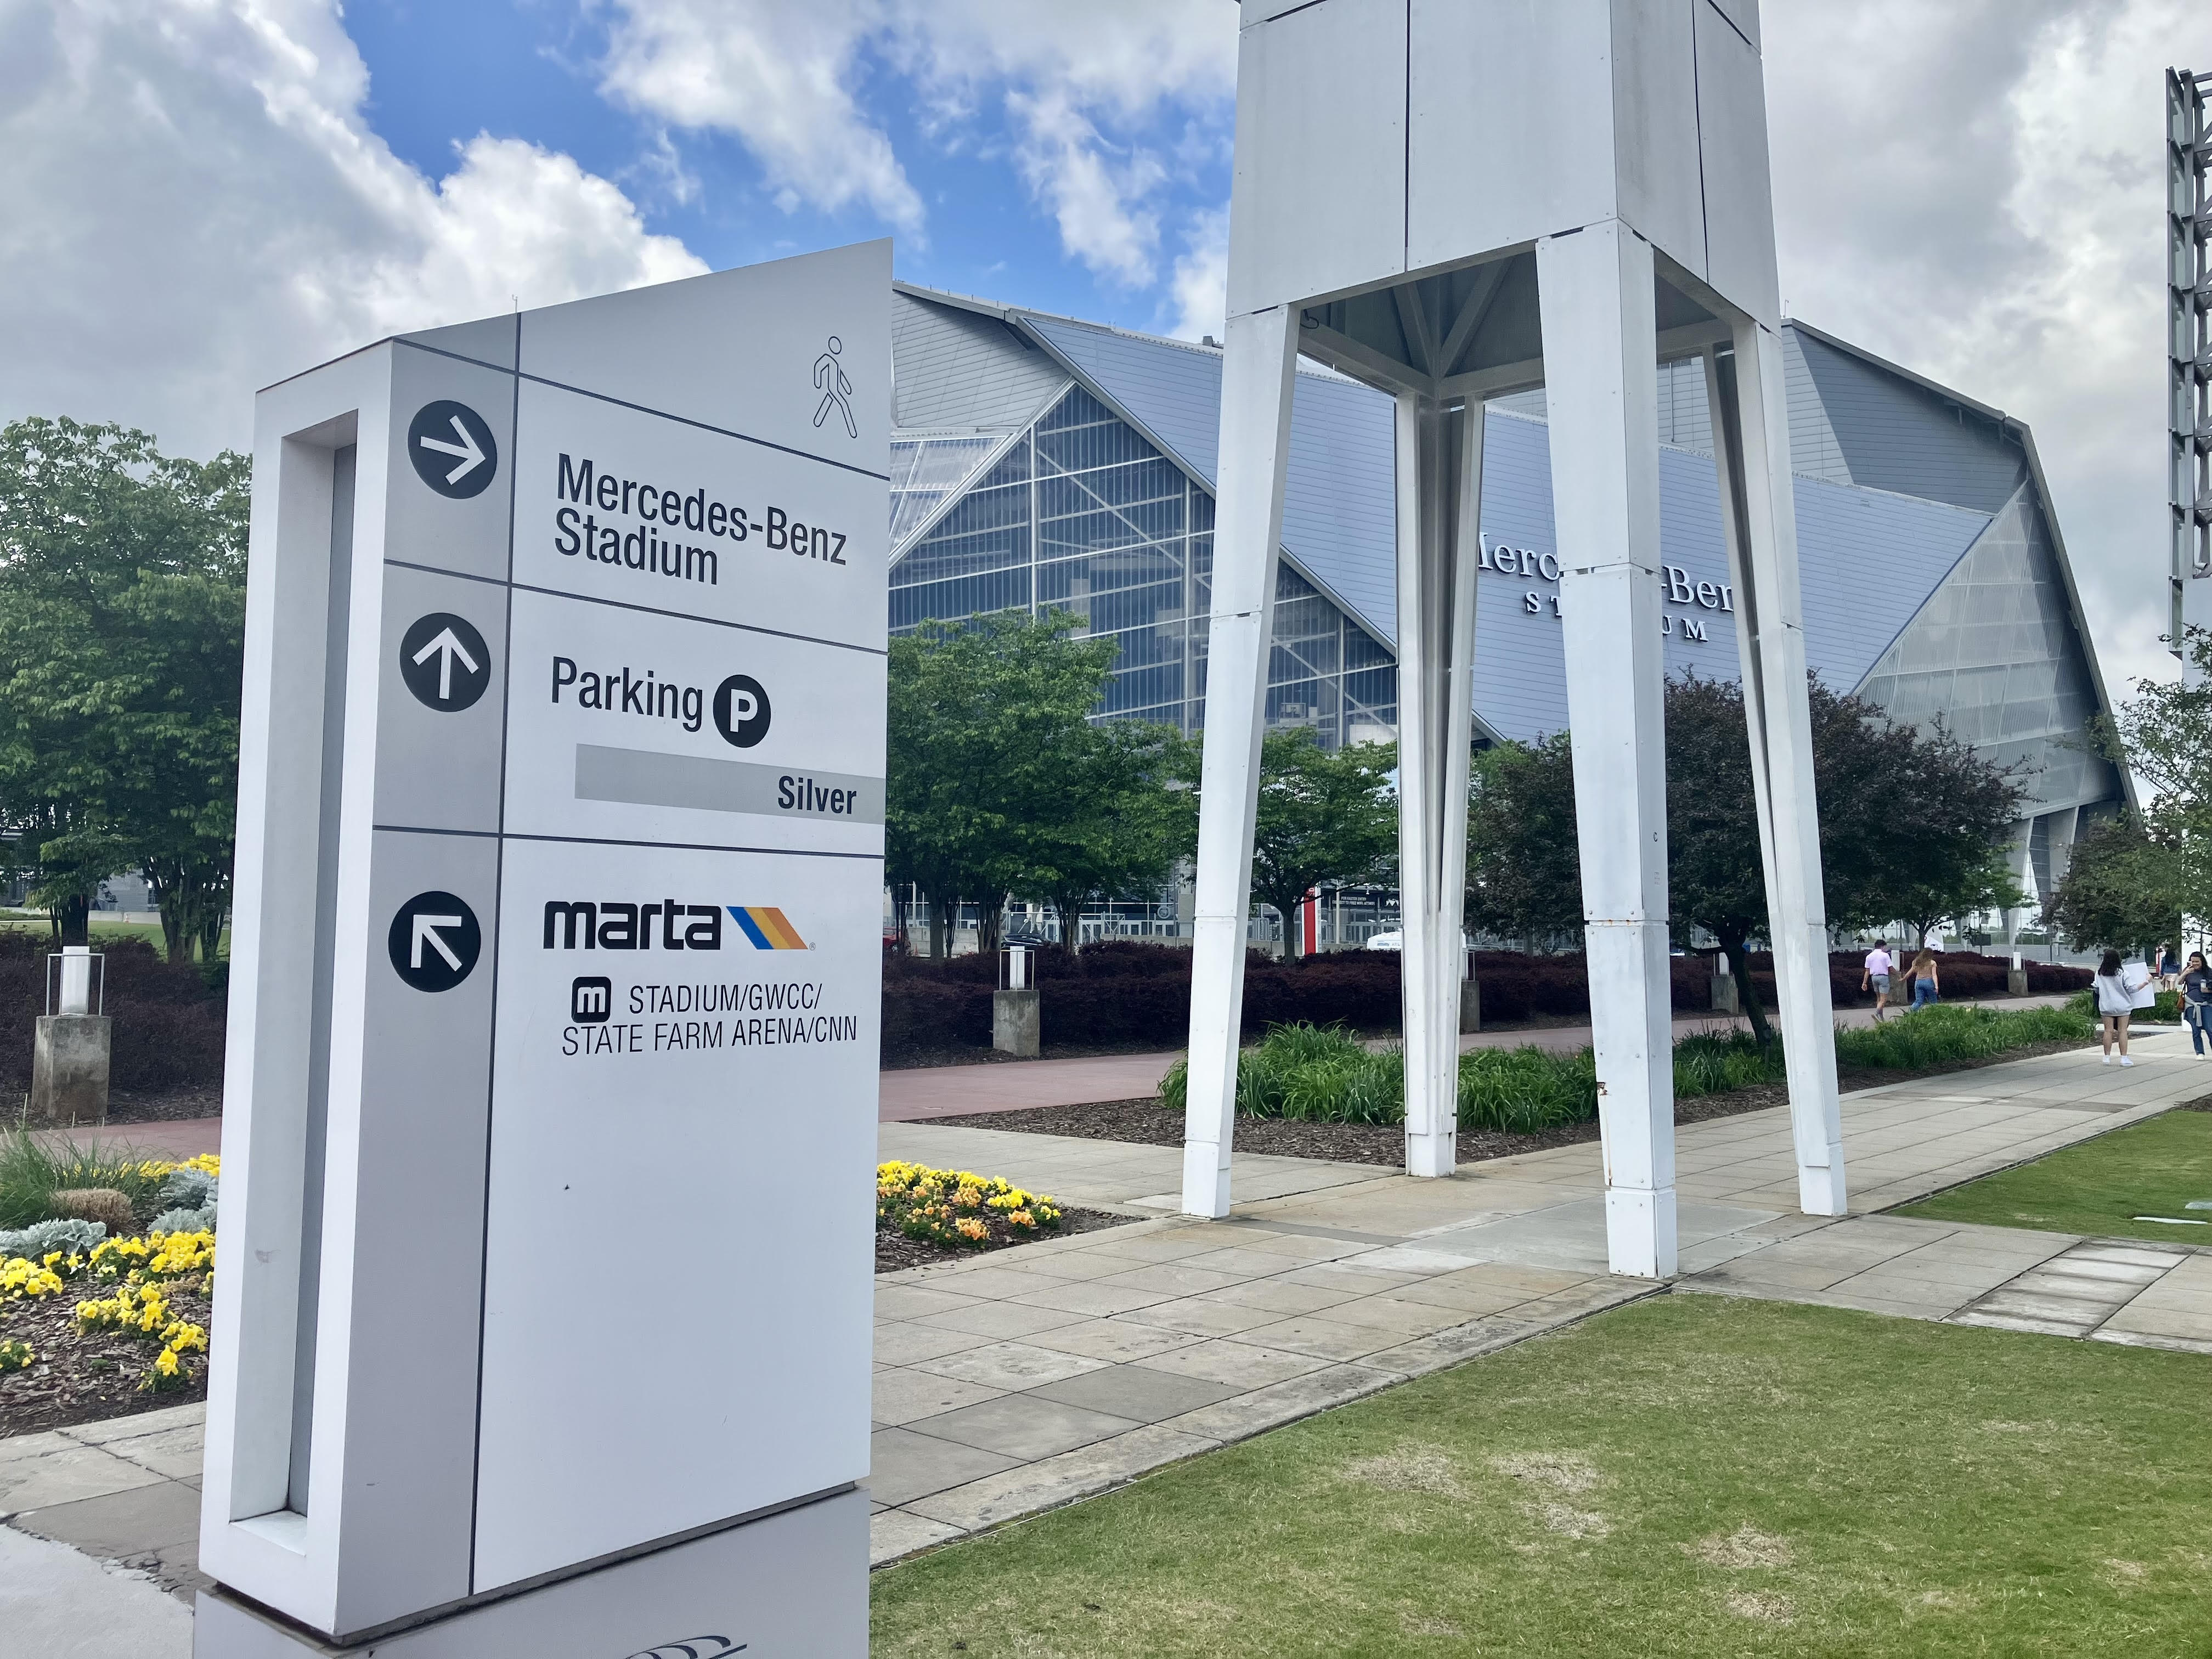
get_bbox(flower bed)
[1,1149,219,1437]
[877,1160,1064,1250]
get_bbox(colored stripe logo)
[727,906,808,950]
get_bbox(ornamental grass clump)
[1835,1002,2093,1070]
[877,1160,1064,1251]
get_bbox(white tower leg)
[1705,327,1849,1215]
[1181,306,1299,1219]
[1538,222,1677,1279]
[1395,394,1482,1178]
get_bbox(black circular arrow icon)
[399,612,492,711]
[713,674,772,748]
[387,891,481,992]
[407,400,499,499]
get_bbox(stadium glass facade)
[885,285,2124,945]
[891,386,1398,746]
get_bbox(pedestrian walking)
[2092,949,2140,1066]
[1861,940,1895,1020]
[1908,946,1939,1011]
[2181,951,2212,1058]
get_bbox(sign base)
[193,1488,867,1658]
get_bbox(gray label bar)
[574,744,883,825]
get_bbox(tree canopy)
[0,417,249,956]
[2044,815,2181,956]
[1462,672,2029,1042]
[2082,624,2212,934]
[1245,729,1398,958]
[884,608,1192,953]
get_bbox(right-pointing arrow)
[410,626,480,702]
[417,414,487,486]
[411,913,465,971]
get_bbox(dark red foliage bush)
[0,932,229,1094]
[879,939,2094,1062]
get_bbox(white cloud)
[1764,0,2202,696]
[1167,208,1229,341]
[0,0,704,459]
[597,0,925,234]
[600,0,1234,285]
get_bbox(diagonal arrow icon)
[410,625,480,702]
[417,414,487,486]
[411,913,466,972]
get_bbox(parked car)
[1363,929,1474,953]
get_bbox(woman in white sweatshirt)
[2091,949,2138,1066]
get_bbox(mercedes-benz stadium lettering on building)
[887,283,2123,932]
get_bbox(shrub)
[150,1204,217,1237]
[50,1188,137,1234]
[156,1168,218,1210]
[0,932,229,1092]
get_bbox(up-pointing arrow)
[417,414,487,486]
[410,626,480,702]
[411,913,466,972]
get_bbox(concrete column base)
[1604,1187,1678,1279]
[2006,968,2028,996]
[1797,1153,1849,1217]
[1709,973,1738,1014]
[1459,974,1480,1034]
[992,988,1040,1058]
[31,1014,110,1126]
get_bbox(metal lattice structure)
[2170,66,2210,649]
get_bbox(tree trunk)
[976,893,1005,958]
[1049,892,1085,953]
[198,898,227,967]
[927,894,950,960]
[1720,934,1775,1046]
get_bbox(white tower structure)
[1181,0,1847,1276]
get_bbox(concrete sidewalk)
[12,1024,2204,1636]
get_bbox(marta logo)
[543,902,809,952]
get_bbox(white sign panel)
[206,241,887,1654]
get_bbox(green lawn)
[871,1297,2210,1657]
[1893,1108,2212,1245]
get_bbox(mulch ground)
[100,1085,225,1125]
[0,1277,210,1439]
[927,1039,2109,1168]
[876,1205,1135,1273]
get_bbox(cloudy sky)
[1,0,2203,692]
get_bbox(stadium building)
[887,283,2124,944]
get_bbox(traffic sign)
[713,673,772,747]
[408,399,499,498]
[399,612,492,710]
[386,890,482,991]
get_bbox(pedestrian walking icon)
[399,612,492,711]
[812,336,856,438]
[387,891,481,992]
[407,399,499,498]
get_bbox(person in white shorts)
[1861,942,1894,1021]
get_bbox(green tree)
[2086,625,2212,927]
[1464,733,1584,946]
[1243,729,1398,958]
[1014,718,1197,953]
[2045,816,2182,955]
[885,610,1188,957]
[1462,673,2029,1043]
[0,418,249,956]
